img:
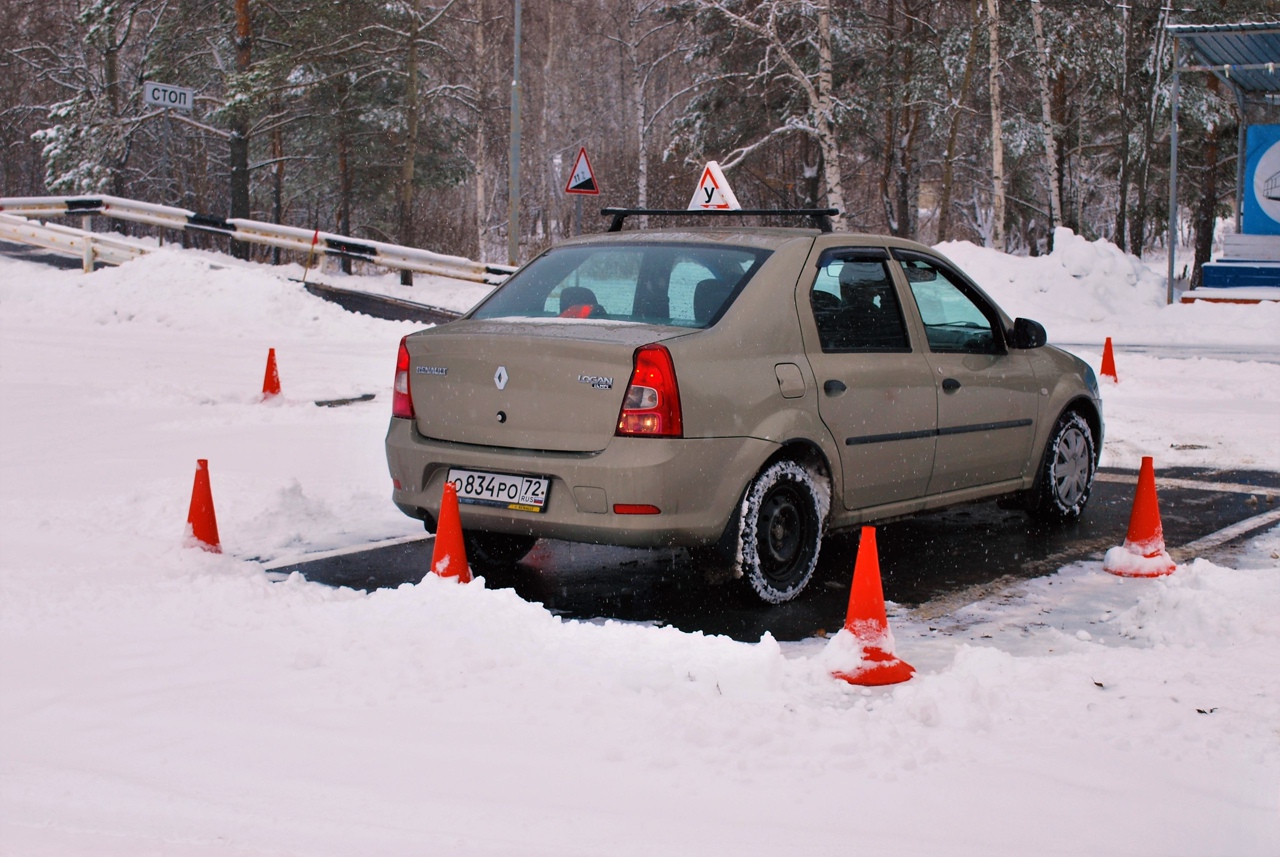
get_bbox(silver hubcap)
[1052,427,1090,507]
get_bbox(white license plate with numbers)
[446,469,549,513]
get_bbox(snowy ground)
[2,234,1279,856]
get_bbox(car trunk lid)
[405,320,686,452]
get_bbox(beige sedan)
[385,226,1101,603]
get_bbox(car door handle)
[823,379,847,397]
[942,378,962,393]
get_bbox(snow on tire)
[734,459,828,604]
[1029,410,1096,523]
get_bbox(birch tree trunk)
[879,0,900,234]
[338,128,352,273]
[1029,0,1062,240]
[271,118,283,264]
[229,0,252,259]
[1131,6,1170,259]
[984,0,1005,250]
[631,17,648,213]
[937,1,980,243]
[397,8,420,284]
[815,1,846,229]
[472,0,490,261]
[1114,5,1132,249]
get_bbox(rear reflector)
[392,337,415,419]
[616,344,683,438]
[613,504,661,515]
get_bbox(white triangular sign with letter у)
[687,161,741,210]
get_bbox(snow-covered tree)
[26,1,167,198]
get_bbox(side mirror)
[1008,317,1047,349]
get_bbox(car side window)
[809,248,910,352]
[894,252,1000,354]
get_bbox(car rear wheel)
[735,460,826,604]
[463,531,537,571]
[1028,411,1096,523]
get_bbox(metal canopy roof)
[1168,22,1280,95]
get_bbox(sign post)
[144,82,194,245]
[563,147,599,236]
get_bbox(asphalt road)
[273,466,1280,642]
[0,238,97,270]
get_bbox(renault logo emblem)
[494,366,509,390]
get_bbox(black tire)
[1028,411,1096,523]
[463,531,537,571]
[734,460,827,604]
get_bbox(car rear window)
[470,242,772,328]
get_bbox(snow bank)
[938,227,1280,346]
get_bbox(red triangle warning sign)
[688,161,741,210]
[564,147,599,195]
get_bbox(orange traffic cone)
[262,348,281,399]
[1100,337,1118,383]
[429,482,471,583]
[185,459,221,553]
[832,526,915,686]
[1103,456,1175,578]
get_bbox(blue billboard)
[1242,124,1280,236]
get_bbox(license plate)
[446,468,549,513]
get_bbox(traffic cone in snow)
[185,459,221,553]
[1100,337,1118,383]
[832,526,914,686]
[429,482,471,583]
[1102,456,1175,578]
[261,348,281,399]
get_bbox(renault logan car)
[385,221,1102,603]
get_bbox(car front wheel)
[735,459,827,604]
[1028,411,1096,523]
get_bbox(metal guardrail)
[0,195,515,285]
[0,212,152,269]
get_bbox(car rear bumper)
[385,418,777,547]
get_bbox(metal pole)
[1167,39,1179,305]
[507,0,521,267]
[575,196,582,236]
[1234,88,1247,235]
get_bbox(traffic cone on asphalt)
[430,482,471,583]
[832,526,915,686]
[185,459,221,553]
[1101,337,1118,383]
[1103,456,1176,578]
[262,348,281,399]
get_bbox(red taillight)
[614,504,661,515]
[616,344,682,438]
[392,337,415,419]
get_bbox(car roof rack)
[601,207,840,234]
